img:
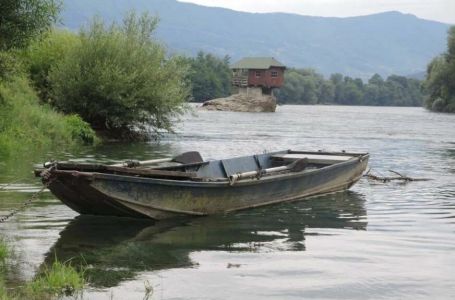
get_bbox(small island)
[201,57,286,112]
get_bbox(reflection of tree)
[44,191,366,287]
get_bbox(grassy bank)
[0,239,84,299]
[0,76,97,159]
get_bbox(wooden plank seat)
[271,153,353,165]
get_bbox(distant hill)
[60,0,450,79]
[406,71,427,80]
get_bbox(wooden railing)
[232,75,248,87]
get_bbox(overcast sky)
[179,0,454,24]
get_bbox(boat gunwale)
[50,153,369,188]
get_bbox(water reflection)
[44,191,366,287]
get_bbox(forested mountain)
[60,0,450,78]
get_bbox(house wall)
[247,67,285,88]
[238,87,263,97]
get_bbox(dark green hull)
[45,151,369,220]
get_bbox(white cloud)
[179,0,455,24]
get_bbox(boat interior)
[36,150,364,182]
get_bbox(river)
[1,105,455,299]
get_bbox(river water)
[1,105,455,299]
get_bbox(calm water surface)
[1,105,455,299]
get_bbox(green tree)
[424,26,455,112]
[0,0,60,79]
[23,29,80,102]
[276,68,423,107]
[0,0,60,51]
[49,12,190,138]
[319,80,335,104]
[277,68,323,104]
[276,70,306,104]
[187,51,231,102]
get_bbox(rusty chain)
[0,168,54,223]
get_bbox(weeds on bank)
[0,76,97,159]
[0,240,9,263]
[25,259,85,299]
[0,240,85,300]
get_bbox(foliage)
[25,259,84,298]
[48,12,189,138]
[22,29,80,102]
[0,0,61,51]
[276,68,424,106]
[423,26,455,112]
[0,77,97,158]
[186,51,231,102]
[0,52,23,80]
[0,240,9,263]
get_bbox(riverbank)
[0,76,97,159]
[0,238,84,299]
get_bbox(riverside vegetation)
[0,0,96,159]
[0,239,84,299]
[0,0,454,298]
[424,26,455,112]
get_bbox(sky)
[179,0,454,24]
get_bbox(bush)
[23,29,80,102]
[49,12,190,138]
[0,76,97,158]
[424,26,455,112]
[0,0,60,52]
[0,52,22,80]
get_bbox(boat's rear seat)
[196,152,281,178]
[271,153,353,165]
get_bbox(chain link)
[0,177,54,223]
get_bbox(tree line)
[1,0,453,157]
[275,69,424,106]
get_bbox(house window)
[255,71,261,78]
[271,71,278,78]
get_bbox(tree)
[0,0,60,51]
[276,68,424,107]
[187,52,231,102]
[24,29,80,102]
[424,26,455,112]
[49,12,190,138]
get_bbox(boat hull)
[47,155,369,220]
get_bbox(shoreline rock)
[200,93,276,112]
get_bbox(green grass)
[0,76,98,159]
[0,240,84,300]
[25,259,85,299]
[0,240,8,263]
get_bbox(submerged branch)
[363,169,431,183]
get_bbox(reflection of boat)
[36,150,368,220]
[44,191,367,287]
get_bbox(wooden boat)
[35,150,369,220]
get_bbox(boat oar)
[228,158,308,185]
[112,151,204,168]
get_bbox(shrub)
[49,12,190,138]
[0,76,97,158]
[424,26,455,112]
[23,29,81,102]
[0,0,60,52]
